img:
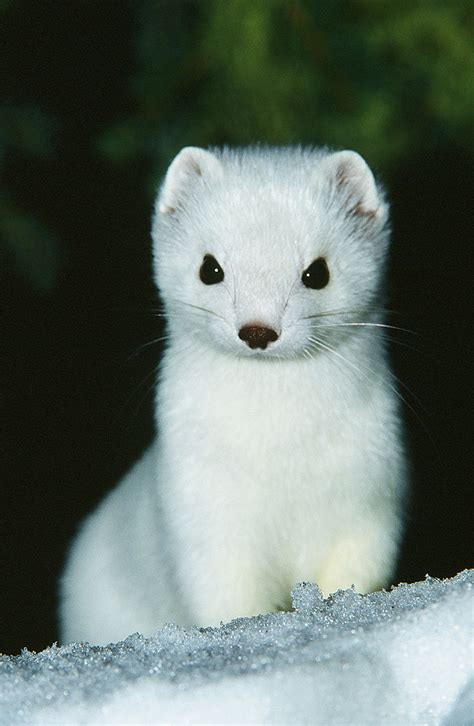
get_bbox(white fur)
[60,146,407,645]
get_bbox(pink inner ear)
[352,201,378,219]
[189,159,202,177]
[335,157,379,218]
[159,147,222,215]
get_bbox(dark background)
[1,1,472,654]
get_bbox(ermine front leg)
[315,515,402,596]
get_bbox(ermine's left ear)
[325,150,384,220]
[158,147,223,215]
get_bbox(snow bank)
[1,571,472,725]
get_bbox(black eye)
[199,254,224,285]
[302,257,330,289]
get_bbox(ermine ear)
[326,150,382,219]
[158,147,223,214]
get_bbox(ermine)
[60,146,407,645]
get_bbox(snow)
[1,571,472,725]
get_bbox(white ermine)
[60,146,407,645]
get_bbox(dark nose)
[238,325,279,350]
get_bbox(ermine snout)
[238,325,279,350]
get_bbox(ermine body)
[60,146,407,645]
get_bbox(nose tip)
[238,325,279,350]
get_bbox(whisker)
[375,333,419,353]
[386,367,426,414]
[307,334,371,383]
[125,334,170,363]
[129,377,158,422]
[122,365,159,419]
[306,333,430,436]
[123,337,198,421]
[311,321,417,336]
[300,306,393,321]
[167,297,226,322]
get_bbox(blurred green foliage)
[101,0,474,185]
[2,0,473,288]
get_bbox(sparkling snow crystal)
[1,571,472,725]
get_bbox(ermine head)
[152,146,390,359]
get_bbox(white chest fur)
[153,337,404,625]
